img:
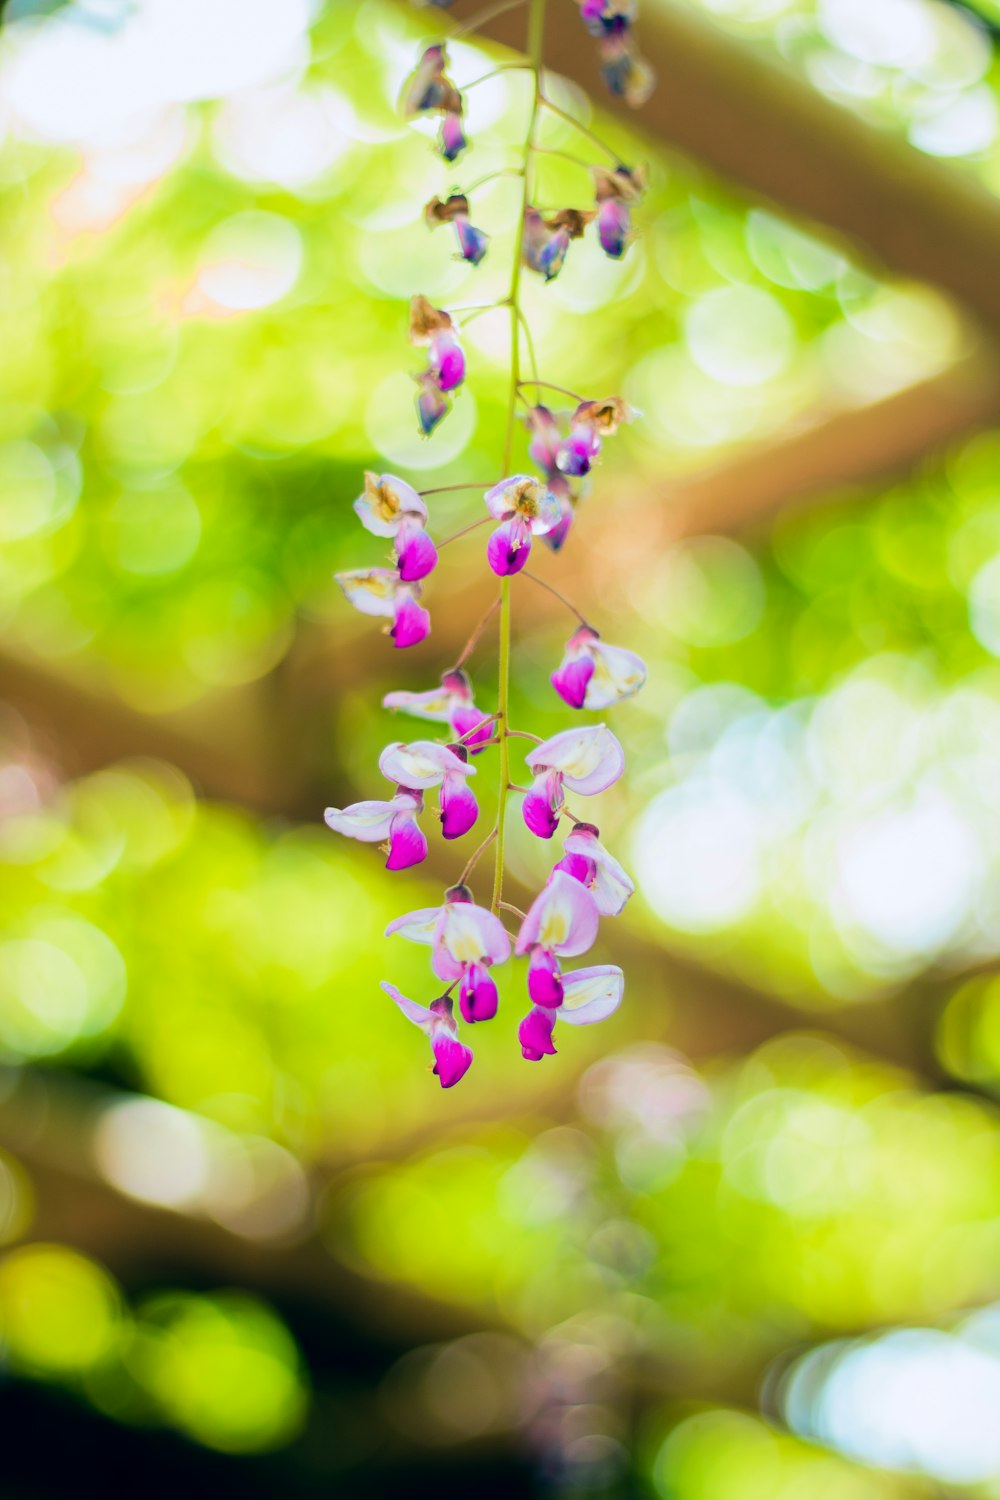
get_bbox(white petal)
[583,643,647,710]
[526,725,625,795]
[565,828,634,916]
[385,906,442,943]
[379,740,475,789]
[440,903,511,966]
[324,799,397,841]
[336,569,401,618]
[381,980,433,1030]
[382,687,457,723]
[559,965,624,1023]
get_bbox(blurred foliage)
[674,0,1000,186]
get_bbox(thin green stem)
[419,481,496,495]
[438,515,491,548]
[516,378,585,403]
[461,63,532,91]
[491,0,546,917]
[522,569,590,626]
[538,94,620,161]
[453,598,501,670]
[531,144,596,172]
[458,827,498,886]
[459,168,525,196]
[516,307,540,392]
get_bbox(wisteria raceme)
[325,0,653,1088]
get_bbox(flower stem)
[459,168,525,196]
[458,826,498,885]
[453,712,500,746]
[499,900,527,921]
[505,728,543,743]
[461,63,532,91]
[438,515,491,548]
[516,378,585,403]
[491,0,546,918]
[531,144,596,172]
[453,0,528,39]
[453,597,501,669]
[419,482,497,496]
[522,569,590,626]
[538,94,620,161]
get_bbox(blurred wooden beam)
[472,0,1000,344]
[611,349,1000,537]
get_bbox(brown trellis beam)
[472,0,1000,345]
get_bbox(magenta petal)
[459,962,498,1024]
[386,812,427,870]
[431,333,465,393]
[440,773,479,839]
[450,704,494,754]
[522,770,563,839]
[391,595,431,649]
[516,870,600,958]
[439,112,467,162]
[541,500,574,552]
[527,404,562,474]
[519,1006,557,1061]
[487,517,532,576]
[396,519,438,583]
[415,371,449,435]
[551,653,595,710]
[553,850,595,885]
[557,426,601,478]
[598,199,630,259]
[455,217,489,266]
[528,947,564,1008]
[431,1030,473,1087]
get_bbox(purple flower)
[395,514,438,582]
[378,739,481,840]
[483,474,562,576]
[335,568,430,649]
[515,871,601,1015]
[551,625,646,709]
[425,193,489,267]
[401,44,462,119]
[430,332,465,393]
[324,789,427,871]
[383,668,494,753]
[382,983,473,1088]
[553,822,634,916]
[522,207,594,283]
[353,471,427,537]
[378,739,475,791]
[598,35,654,107]
[577,0,635,38]
[540,475,576,553]
[414,369,449,436]
[527,404,562,474]
[410,296,465,435]
[439,111,467,162]
[521,725,625,839]
[592,165,647,258]
[387,886,511,1025]
[352,472,438,583]
[518,964,624,1062]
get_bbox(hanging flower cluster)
[327,0,653,1087]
